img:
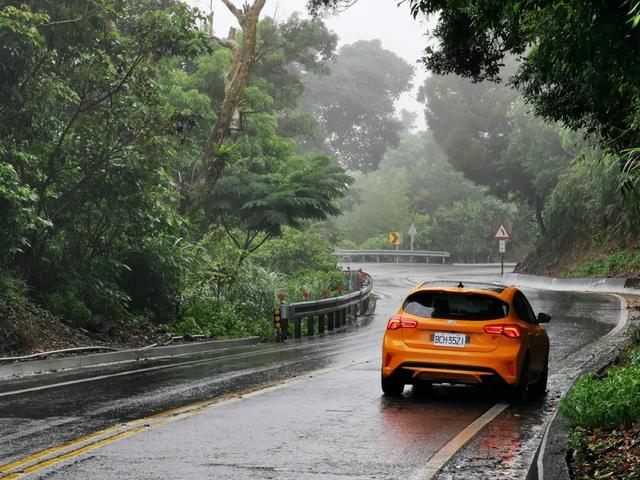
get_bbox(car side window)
[513,292,536,324]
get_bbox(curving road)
[0,263,621,479]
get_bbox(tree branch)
[39,16,84,27]
[220,219,243,249]
[248,232,272,253]
[211,34,239,50]
[80,54,145,113]
[220,0,245,23]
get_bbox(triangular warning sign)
[493,224,511,240]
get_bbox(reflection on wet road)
[0,263,621,479]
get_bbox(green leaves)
[561,349,640,429]
[409,0,640,160]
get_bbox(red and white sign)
[493,224,511,240]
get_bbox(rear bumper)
[382,336,524,386]
[399,362,498,384]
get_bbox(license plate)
[433,332,466,348]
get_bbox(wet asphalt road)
[0,263,621,479]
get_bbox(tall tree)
[0,0,210,311]
[406,1,640,166]
[198,0,267,189]
[300,39,414,172]
[420,74,569,233]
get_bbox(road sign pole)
[494,226,510,278]
[408,223,417,252]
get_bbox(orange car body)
[381,282,550,398]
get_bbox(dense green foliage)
[569,251,640,278]
[561,346,640,429]
[0,2,374,346]
[408,1,640,153]
[175,227,346,340]
[332,128,534,261]
[420,73,570,233]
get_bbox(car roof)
[413,281,511,295]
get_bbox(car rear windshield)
[403,292,508,320]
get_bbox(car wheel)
[508,356,530,404]
[381,373,404,396]
[530,353,549,399]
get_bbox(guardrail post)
[294,318,302,339]
[282,318,289,340]
[318,315,325,334]
[306,317,314,336]
[328,312,335,331]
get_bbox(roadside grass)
[568,249,640,277]
[561,326,640,479]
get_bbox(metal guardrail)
[276,271,373,341]
[333,249,450,263]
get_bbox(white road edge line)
[412,402,509,480]
[535,293,629,480]
[0,334,374,398]
[0,357,377,478]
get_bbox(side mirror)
[537,312,551,324]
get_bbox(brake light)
[386,315,418,330]
[483,324,521,338]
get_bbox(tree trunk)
[534,196,546,236]
[198,0,267,188]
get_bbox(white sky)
[186,0,432,130]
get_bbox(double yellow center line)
[0,381,279,479]
[0,357,372,479]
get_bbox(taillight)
[386,315,418,330]
[483,324,521,338]
[387,316,401,330]
[502,325,521,338]
[484,325,504,335]
[401,318,418,328]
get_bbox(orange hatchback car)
[381,282,550,402]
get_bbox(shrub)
[177,262,284,341]
[560,351,640,429]
[569,250,640,277]
[0,270,26,313]
[360,234,390,250]
[46,290,92,328]
[253,226,339,277]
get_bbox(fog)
[187,0,432,130]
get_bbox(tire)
[381,373,405,396]
[508,356,530,404]
[530,353,549,399]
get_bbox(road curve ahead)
[0,264,621,479]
